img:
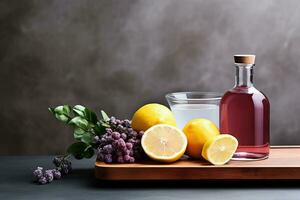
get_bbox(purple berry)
[52,169,62,179]
[97,151,104,160]
[118,139,126,147]
[128,139,135,143]
[33,167,43,180]
[129,150,134,156]
[117,156,124,163]
[121,133,127,140]
[53,157,62,167]
[112,132,121,140]
[123,119,131,127]
[38,176,48,185]
[131,131,137,137]
[129,157,135,163]
[66,162,72,171]
[138,131,144,138]
[126,143,133,150]
[110,117,116,124]
[106,128,113,133]
[121,147,128,154]
[124,155,131,162]
[103,144,113,154]
[104,154,113,163]
[44,170,54,182]
[61,164,69,174]
[125,150,131,155]
[127,128,133,132]
[116,151,123,156]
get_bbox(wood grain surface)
[95,147,300,180]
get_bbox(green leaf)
[49,105,72,123]
[53,105,64,114]
[48,107,55,114]
[73,127,86,140]
[81,134,93,144]
[68,116,89,130]
[73,105,85,117]
[73,105,98,124]
[54,105,71,116]
[100,120,110,128]
[67,142,94,159]
[83,146,94,158]
[55,114,69,122]
[94,122,106,135]
[67,142,87,160]
[84,109,98,124]
[101,110,110,122]
[62,105,72,116]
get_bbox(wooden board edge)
[95,166,300,180]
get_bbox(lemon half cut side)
[141,124,187,163]
[202,134,238,165]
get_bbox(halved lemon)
[201,134,238,165]
[141,124,187,163]
[183,118,220,158]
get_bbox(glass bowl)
[165,92,222,129]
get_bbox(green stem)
[56,154,71,160]
[63,154,71,159]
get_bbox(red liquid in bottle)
[220,87,270,160]
[220,55,270,160]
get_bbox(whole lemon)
[131,103,176,131]
[183,118,220,158]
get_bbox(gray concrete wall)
[1,0,300,154]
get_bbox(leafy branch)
[49,105,109,159]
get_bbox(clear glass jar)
[166,92,222,130]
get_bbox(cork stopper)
[234,54,255,64]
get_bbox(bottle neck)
[235,64,254,87]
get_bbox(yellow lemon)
[141,124,187,162]
[183,118,219,158]
[202,134,238,165]
[131,103,176,131]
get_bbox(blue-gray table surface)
[1,156,300,200]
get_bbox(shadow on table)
[70,169,300,189]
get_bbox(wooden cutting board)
[95,146,300,180]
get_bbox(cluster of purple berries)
[32,156,72,185]
[32,167,61,185]
[53,156,72,174]
[95,117,144,163]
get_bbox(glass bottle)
[220,55,270,160]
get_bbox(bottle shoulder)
[221,87,269,104]
[226,86,266,96]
